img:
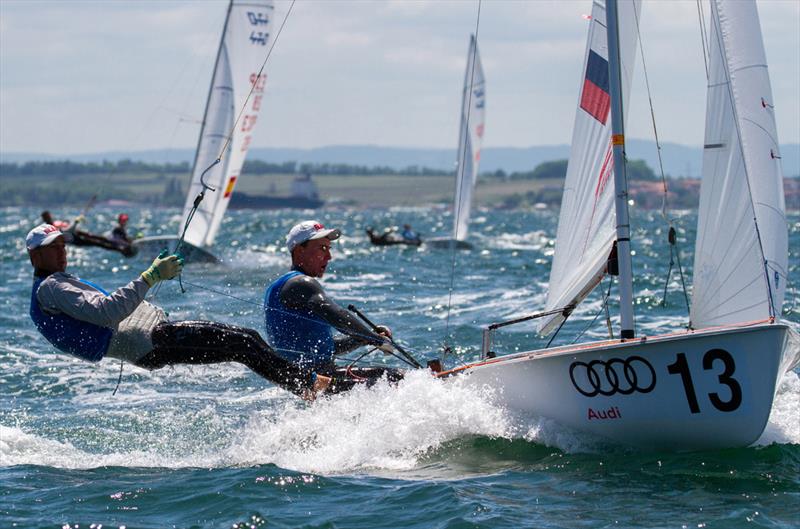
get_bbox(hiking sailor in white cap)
[263,220,403,393]
[26,223,322,397]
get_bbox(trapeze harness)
[29,277,113,362]
[264,270,334,369]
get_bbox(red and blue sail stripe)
[580,50,610,124]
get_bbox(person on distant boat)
[41,210,72,232]
[365,224,421,246]
[26,223,326,399]
[264,220,404,393]
[401,224,421,243]
[110,213,132,244]
[40,210,136,257]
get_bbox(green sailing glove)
[141,249,184,287]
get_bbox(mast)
[605,0,635,339]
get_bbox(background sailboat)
[134,0,275,263]
[427,35,486,250]
[437,0,798,451]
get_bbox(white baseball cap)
[26,223,64,251]
[286,220,341,252]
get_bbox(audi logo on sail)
[569,356,656,397]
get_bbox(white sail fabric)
[180,0,274,248]
[690,0,787,329]
[539,0,641,334]
[453,35,486,241]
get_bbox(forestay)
[691,0,787,328]
[538,0,640,335]
[453,35,486,242]
[180,0,274,249]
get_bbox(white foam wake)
[228,370,513,474]
[755,370,800,446]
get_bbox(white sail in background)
[690,0,787,329]
[180,0,274,249]
[453,35,486,241]
[538,0,640,334]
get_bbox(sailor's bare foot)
[301,374,332,401]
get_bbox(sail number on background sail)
[180,0,276,251]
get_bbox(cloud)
[1,0,798,154]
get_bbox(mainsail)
[180,0,274,249]
[538,0,640,334]
[690,0,787,328]
[453,35,486,242]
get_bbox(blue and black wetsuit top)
[264,271,335,369]
[402,229,419,241]
[30,277,113,362]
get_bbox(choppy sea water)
[1,205,798,529]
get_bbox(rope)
[660,226,691,314]
[571,276,614,345]
[443,0,483,366]
[73,44,207,228]
[111,359,124,396]
[216,0,295,162]
[632,0,691,316]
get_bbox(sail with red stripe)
[538,0,641,335]
[180,0,274,249]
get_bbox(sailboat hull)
[441,322,797,451]
[132,236,220,264]
[425,238,473,250]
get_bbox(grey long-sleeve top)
[36,272,166,362]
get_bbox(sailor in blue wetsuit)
[401,224,420,243]
[264,220,404,393]
[26,223,320,397]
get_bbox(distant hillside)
[2,141,798,178]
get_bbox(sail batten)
[180,0,274,250]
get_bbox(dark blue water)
[2,206,798,529]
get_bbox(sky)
[0,0,798,156]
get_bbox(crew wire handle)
[347,304,423,369]
[150,158,220,301]
[174,158,220,257]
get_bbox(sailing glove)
[377,340,395,355]
[374,325,392,338]
[65,215,85,235]
[141,249,184,287]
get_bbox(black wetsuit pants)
[135,321,313,395]
[135,321,406,397]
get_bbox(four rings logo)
[569,356,657,397]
